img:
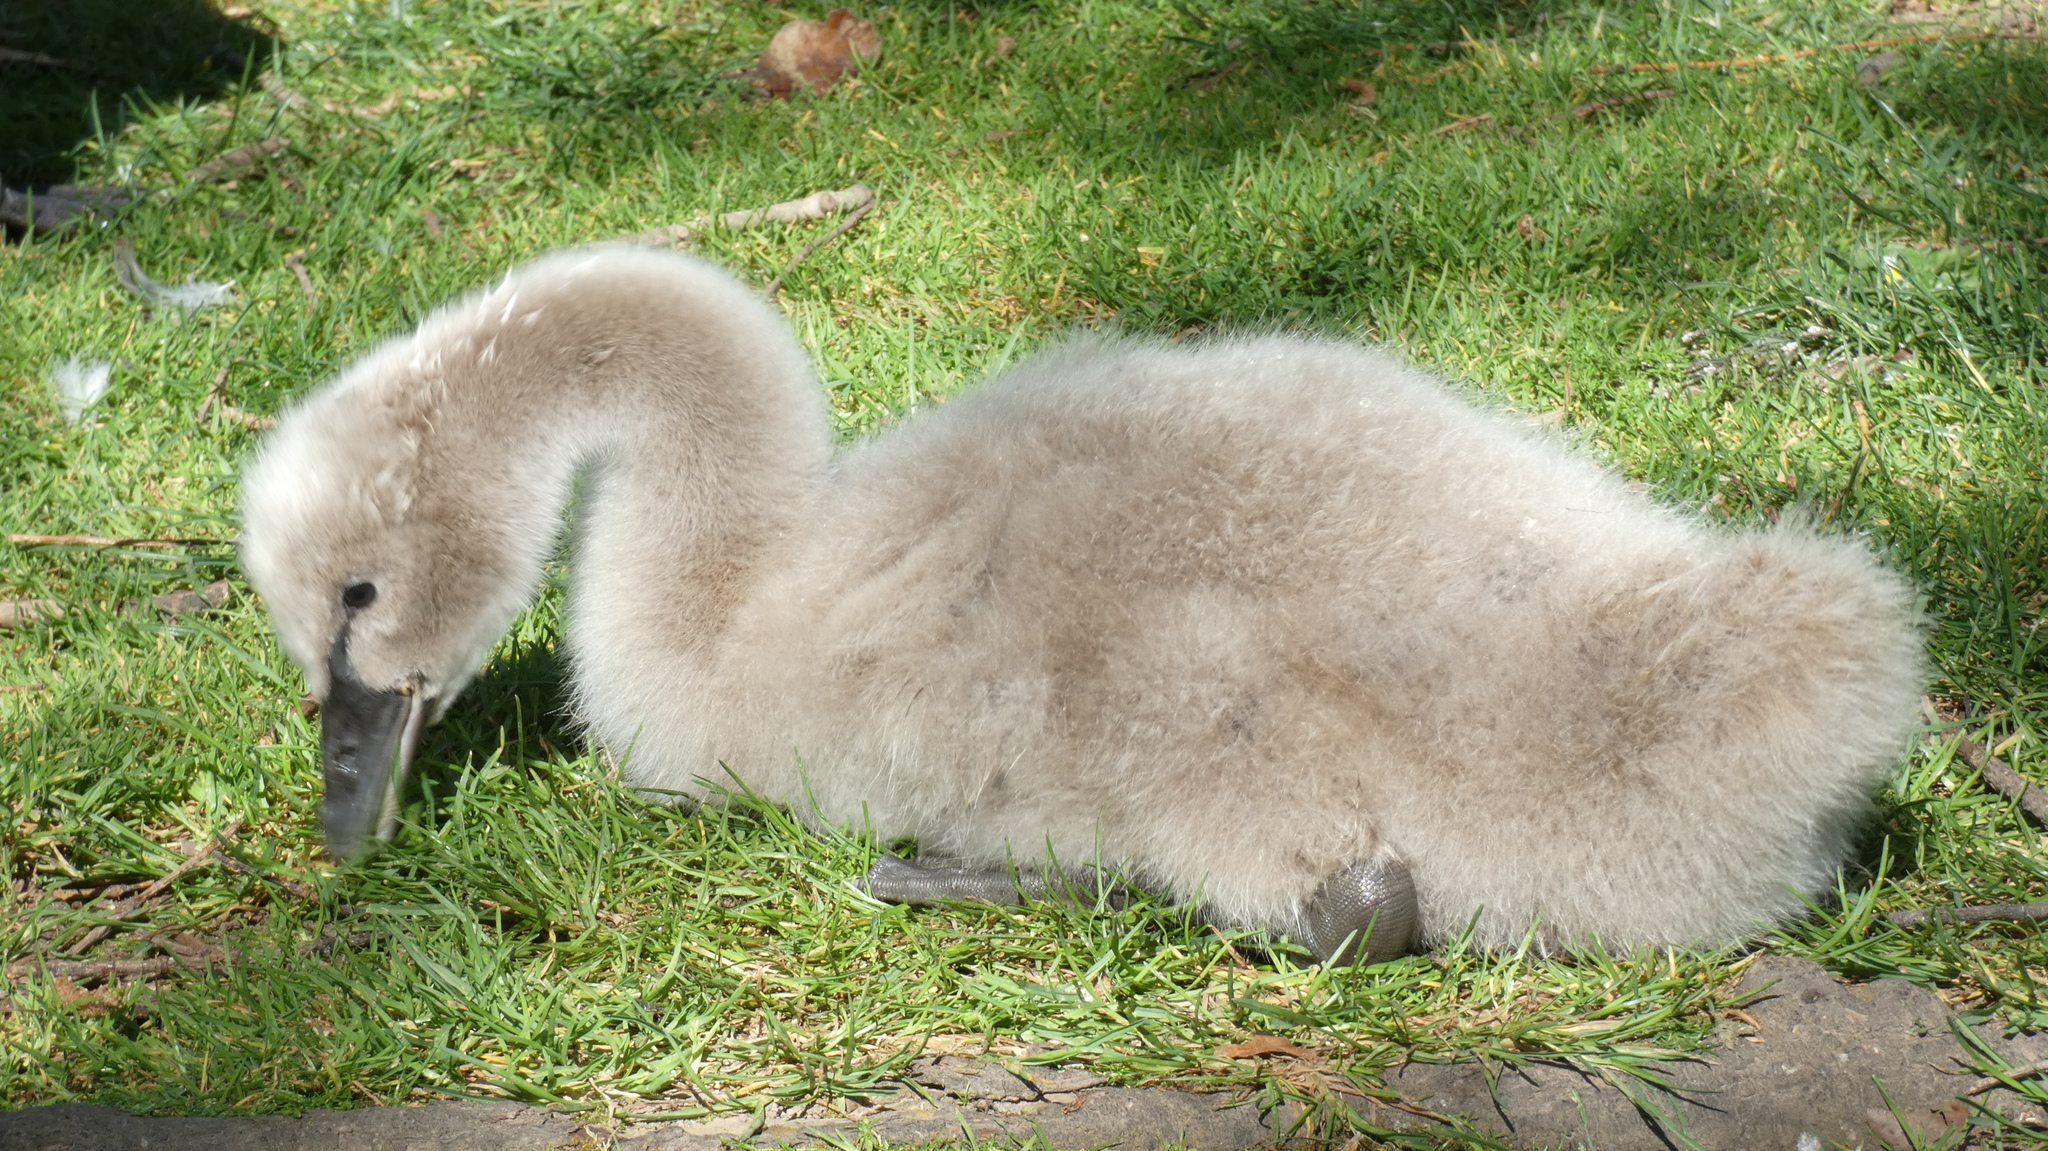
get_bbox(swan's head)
[242,335,540,859]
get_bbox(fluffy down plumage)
[241,247,1925,953]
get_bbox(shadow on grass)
[413,630,584,813]
[0,0,275,188]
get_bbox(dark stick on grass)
[9,534,231,549]
[259,73,310,111]
[1964,740,2048,826]
[195,364,232,425]
[761,196,878,303]
[619,184,875,248]
[4,956,183,981]
[1934,725,2048,826]
[1968,1058,2048,1097]
[217,851,315,900]
[185,137,290,184]
[285,252,317,299]
[1885,902,2048,929]
[61,821,242,957]
[1571,89,1677,120]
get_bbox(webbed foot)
[1298,855,1419,965]
[860,854,1134,910]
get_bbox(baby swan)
[242,248,1924,962]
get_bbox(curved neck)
[387,254,831,698]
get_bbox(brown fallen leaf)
[1857,50,1905,85]
[1721,1006,1763,1033]
[222,406,275,430]
[54,977,120,1017]
[1431,113,1493,135]
[1338,78,1377,102]
[750,8,882,97]
[153,580,232,616]
[185,136,289,183]
[1184,59,1249,92]
[112,580,233,619]
[0,599,63,628]
[259,72,310,110]
[1570,87,1676,119]
[1216,1035,1315,1060]
[285,252,316,299]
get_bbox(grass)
[1,0,2044,1144]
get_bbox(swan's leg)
[1297,855,1420,965]
[860,854,1134,910]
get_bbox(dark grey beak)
[320,635,426,858]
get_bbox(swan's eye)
[341,582,378,610]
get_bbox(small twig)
[134,580,232,617]
[0,46,100,73]
[1968,1059,2048,1097]
[219,406,276,431]
[1962,738,2048,826]
[62,821,242,957]
[55,883,146,905]
[184,136,290,184]
[615,184,875,248]
[284,252,316,299]
[761,196,877,302]
[9,533,229,549]
[1207,923,1256,970]
[195,364,231,425]
[1925,721,2048,826]
[1177,58,1250,92]
[1590,30,2044,75]
[4,956,181,982]
[1431,113,1493,135]
[216,852,315,900]
[302,930,381,958]
[1886,902,2048,929]
[0,600,63,628]
[711,184,873,231]
[1722,1007,1764,1033]
[258,72,309,111]
[1571,88,1677,119]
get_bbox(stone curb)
[4,958,2043,1151]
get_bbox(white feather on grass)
[112,241,233,311]
[50,357,113,424]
